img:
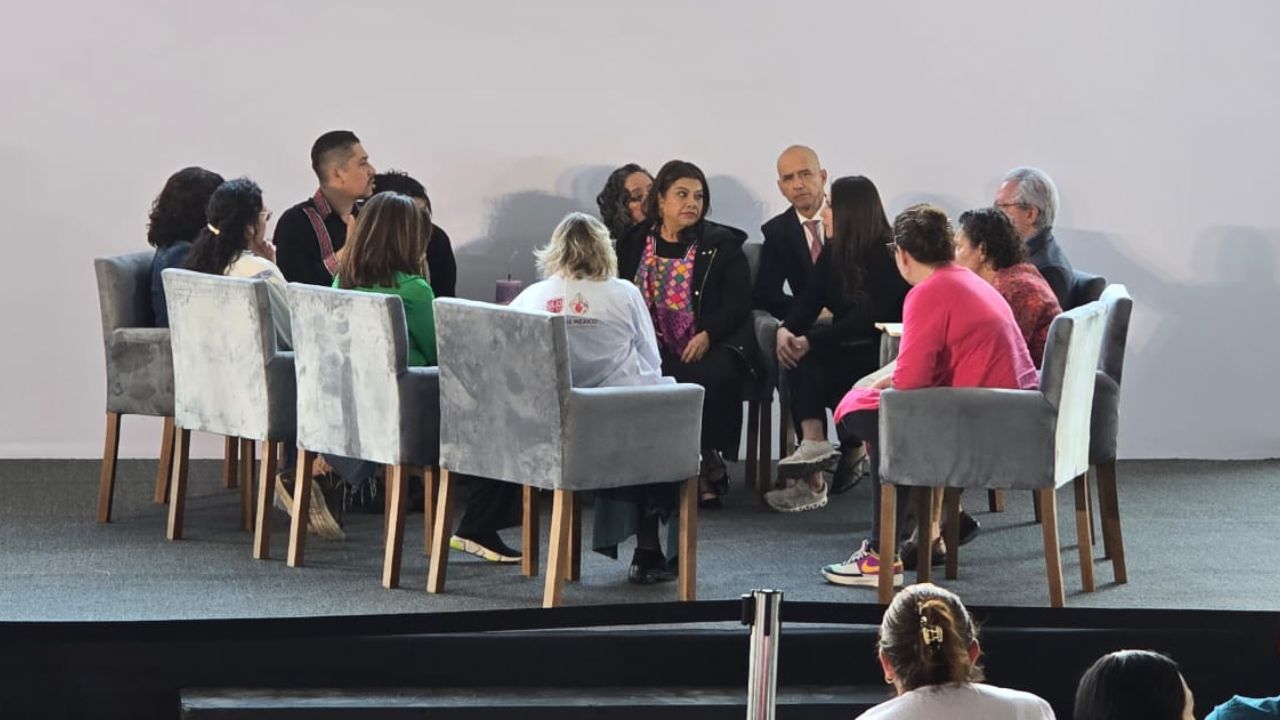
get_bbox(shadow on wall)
[1060,225,1280,458]
[886,191,970,218]
[453,169,768,301]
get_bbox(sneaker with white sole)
[822,540,904,587]
[776,440,840,478]
[449,534,522,563]
[274,471,344,540]
[764,479,829,513]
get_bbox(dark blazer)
[1026,229,1073,309]
[781,245,909,350]
[618,219,763,378]
[427,224,457,298]
[754,208,818,319]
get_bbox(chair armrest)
[398,367,441,466]
[562,383,705,491]
[878,387,1056,489]
[264,351,297,441]
[106,328,174,416]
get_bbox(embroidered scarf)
[634,233,697,355]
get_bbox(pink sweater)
[835,265,1038,420]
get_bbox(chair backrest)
[1097,284,1133,385]
[1038,299,1108,486]
[1068,269,1107,310]
[435,298,571,485]
[742,242,763,288]
[289,284,409,465]
[94,251,156,345]
[163,269,277,439]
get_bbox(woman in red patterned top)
[953,208,1062,366]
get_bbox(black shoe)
[347,475,384,515]
[450,533,521,563]
[830,446,867,495]
[900,537,947,571]
[942,509,981,546]
[629,548,677,585]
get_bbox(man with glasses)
[993,166,1074,308]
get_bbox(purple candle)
[495,277,524,305]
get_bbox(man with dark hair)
[372,170,458,298]
[275,130,376,285]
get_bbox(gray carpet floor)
[0,457,1276,621]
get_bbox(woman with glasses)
[767,175,910,513]
[184,177,291,350]
[821,204,1038,589]
[596,163,653,241]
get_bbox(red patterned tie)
[804,220,822,263]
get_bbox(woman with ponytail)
[860,584,1054,719]
[184,177,291,350]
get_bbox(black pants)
[838,408,909,555]
[661,345,746,455]
[787,342,880,432]
[455,474,521,539]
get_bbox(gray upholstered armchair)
[430,298,705,607]
[874,300,1109,607]
[94,252,176,522]
[287,284,440,589]
[162,269,296,559]
[1068,269,1107,310]
[1088,284,1133,585]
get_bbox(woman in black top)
[767,176,909,513]
[603,159,759,583]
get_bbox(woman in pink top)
[822,204,1038,588]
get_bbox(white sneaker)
[776,440,840,478]
[821,540,904,587]
[764,479,829,513]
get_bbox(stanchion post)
[743,589,783,720]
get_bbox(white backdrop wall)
[1,0,1277,459]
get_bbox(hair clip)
[920,615,944,649]
[207,223,221,236]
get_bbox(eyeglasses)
[626,193,647,204]
[994,202,1026,212]
[260,210,273,223]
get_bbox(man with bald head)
[755,145,828,318]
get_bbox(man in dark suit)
[994,166,1075,308]
[754,145,828,319]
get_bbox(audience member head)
[184,178,267,276]
[373,170,432,214]
[821,175,893,302]
[775,145,827,218]
[310,130,375,201]
[891,203,954,285]
[147,167,225,248]
[955,207,1027,279]
[337,192,431,290]
[534,212,618,281]
[1074,650,1194,720]
[647,160,711,239]
[596,164,653,240]
[995,166,1059,241]
[877,584,983,694]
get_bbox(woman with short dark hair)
[596,163,653,241]
[148,166,224,326]
[954,207,1062,365]
[858,583,1054,719]
[821,204,1038,588]
[1074,650,1194,720]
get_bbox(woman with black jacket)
[598,159,758,584]
[767,176,909,513]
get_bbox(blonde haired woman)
[510,212,676,584]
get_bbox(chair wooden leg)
[988,489,1005,513]
[252,440,278,560]
[423,467,438,556]
[223,437,238,489]
[916,487,933,584]
[96,412,123,523]
[943,488,962,580]
[238,439,255,532]
[679,476,698,602]
[287,449,316,567]
[1037,488,1066,608]
[382,464,410,589]
[1095,460,1127,584]
[383,473,393,543]
[745,399,760,491]
[542,490,572,608]
[877,483,898,606]
[1074,473,1096,593]
[427,469,457,594]
[1085,469,1096,546]
[522,485,541,578]
[166,427,191,540]
[758,398,773,498]
[153,416,176,505]
[568,490,582,582]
